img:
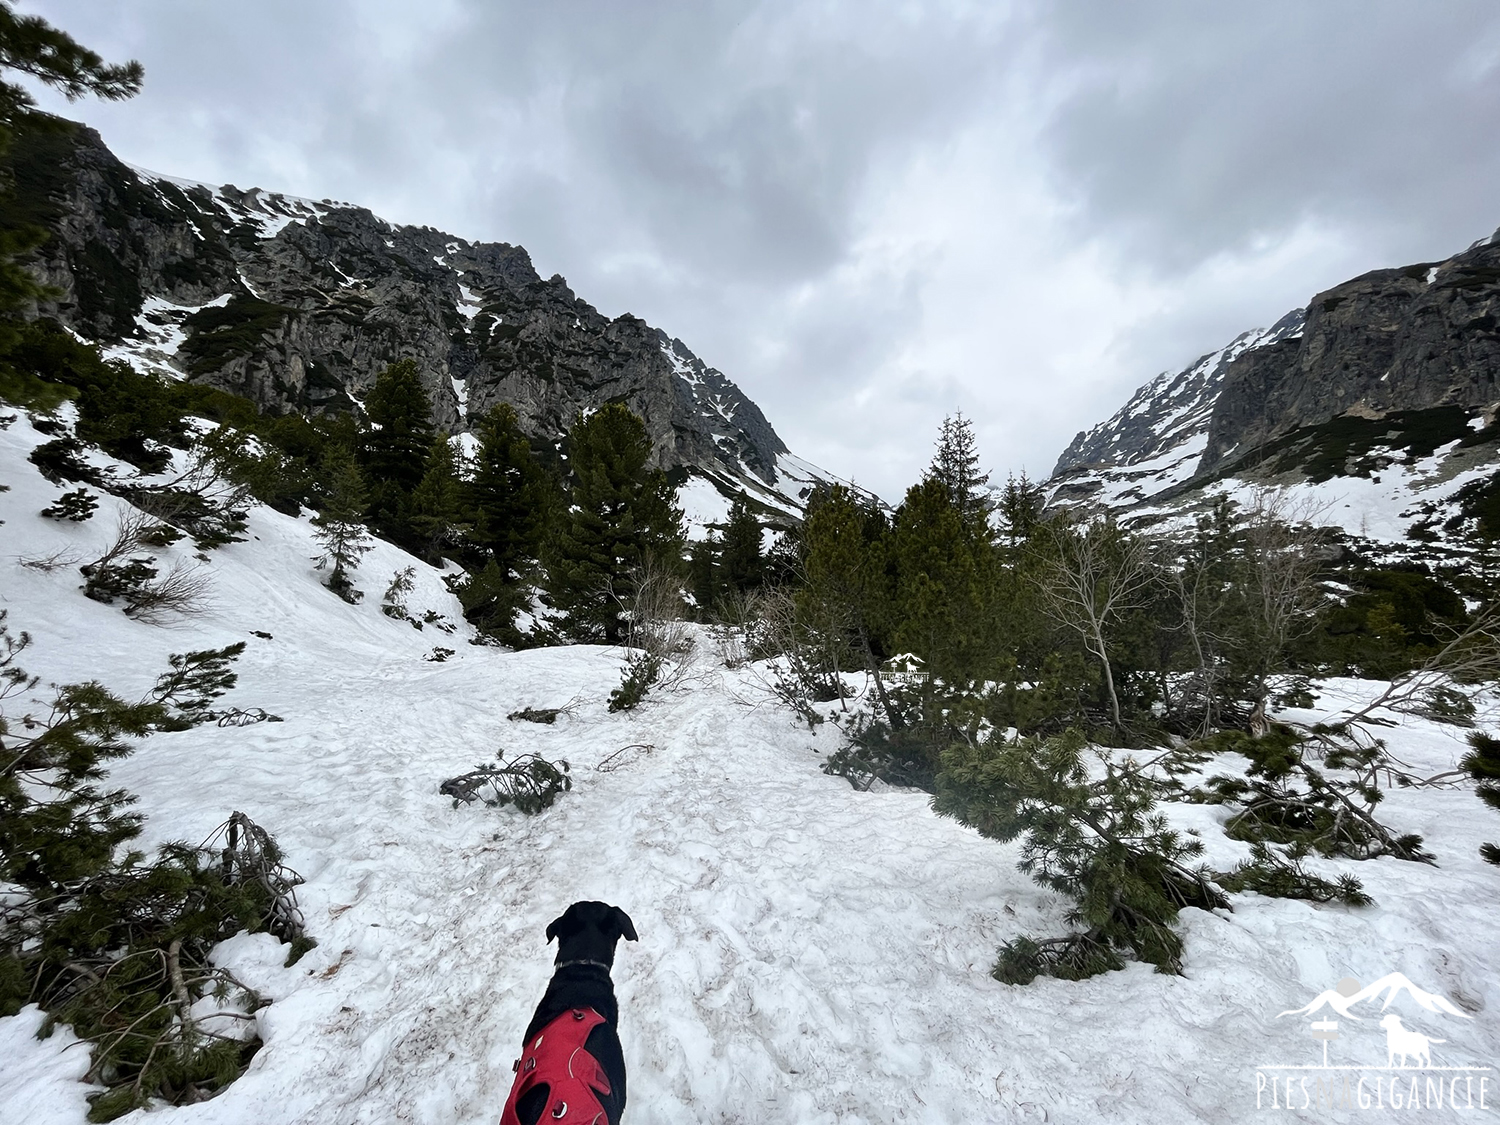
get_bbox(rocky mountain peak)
[11,118,837,517]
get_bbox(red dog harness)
[500,1008,612,1125]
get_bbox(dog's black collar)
[553,958,612,972]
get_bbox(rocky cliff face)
[1050,226,1500,511]
[1045,225,1500,567]
[9,119,823,509]
[1052,309,1305,481]
[1200,234,1500,474]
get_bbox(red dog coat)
[500,1008,613,1125]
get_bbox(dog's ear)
[612,906,638,942]
[545,907,574,944]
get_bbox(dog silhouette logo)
[1254,971,1492,1111]
[1379,1014,1445,1069]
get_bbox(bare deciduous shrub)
[1034,515,1153,730]
[77,509,212,623]
[122,559,213,625]
[1233,488,1332,705]
[711,586,766,669]
[749,584,845,727]
[83,507,155,572]
[609,554,695,711]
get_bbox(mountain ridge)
[8,118,855,522]
[1045,227,1500,554]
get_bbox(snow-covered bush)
[439,752,572,813]
[934,730,1226,984]
[0,614,309,1120]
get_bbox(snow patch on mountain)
[94,293,230,380]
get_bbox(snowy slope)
[2,415,1499,1123]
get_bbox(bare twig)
[123,559,213,624]
[596,743,654,773]
[1335,603,1500,727]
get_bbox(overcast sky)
[23,1,1500,500]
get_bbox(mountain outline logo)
[1254,971,1492,1112]
[1277,972,1472,1028]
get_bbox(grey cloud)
[1034,1,1500,271]
[22,0,1500,500]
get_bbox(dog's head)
[1379,1014,1403,1030]
[545,900,638,968]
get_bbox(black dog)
[500,901,637,1125]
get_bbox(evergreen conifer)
[469,403,551,577]
[929,412,992,525]
[798,485,894,701]
[935,730,1226,982]
[689,532,722,619]
[409,434,465,562]
[1460,731,1500,865]
[547,403,684,643]
[359,358,434,541]
[311,445,372,602]
[891,476,998,688]
[721,496,764,594]
[996,472,1045,547]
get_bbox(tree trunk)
[1099,646,1123,731]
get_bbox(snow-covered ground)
[2,413,1499,1123]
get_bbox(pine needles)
[935,731,1226,984]
[0,613,309,1120]
[1188,726,1432,863]
[439,751,572,814]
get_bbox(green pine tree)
[721,496,764,594]
[547,403,684,643]
[996,472,1045,548]
[929,412,992,526]
[689,532,722,620]
[934,730,1226,983]
[469,402,552,578]
[891,476,999,689]
[311,445,372,602]
[1461,731,1500,866]
[409,434,465,562]
[798,485,894,703]
[359,358,434,542]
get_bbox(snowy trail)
[3,413,1500,1123]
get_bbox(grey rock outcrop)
[1199,236,1500,474]
[1052,309,1305,479]
[10,118,792,492]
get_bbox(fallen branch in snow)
[202,811,311,951]
[509,706,562,724]
[508,696,583,725]
[596,742,654,773]
[1188,726,1433,865]
[440,752,572,813]
[214,707,282,727]
[0,805,311,1121]
[1331,602,1500,729]
[16,546,83,572]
